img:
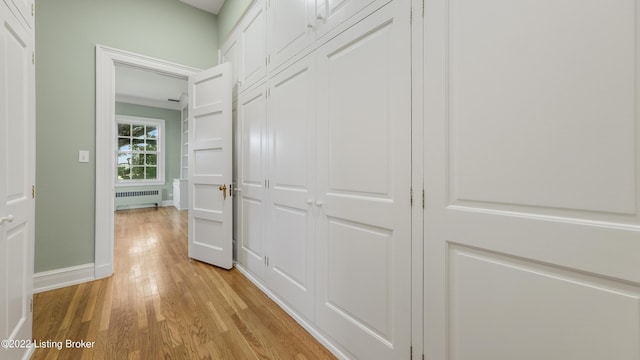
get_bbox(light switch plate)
[79,150,89,163]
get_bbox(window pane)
[117,165,130,180]
[117,153,131,166]
[145,154,157,165]
[131,154,144,165]
[131,167,145,179]
[146,139,157,151]
[145,167,157,179]
[146,126,157,139]
[118,124,130,136]
[118,138,131,151]
[132,125,145,138]
[132,138,145,150]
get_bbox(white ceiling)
[115,65,188,109]
[179,0,226,14]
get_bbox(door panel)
[268,0,315,70]
[237,83,268,279]
[316,3,411,359]
[316,0,386,38]
[424,0,640,359]
[188,62,233,269]
[267,55,316,320]
[221,34,240,99]
[448,245,640,359]
[240,0,267,93]
[4,0,33,29]
[1,3,34,359]
[448,0,635,216]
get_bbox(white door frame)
[94,45,202,279]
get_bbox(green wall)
[218,0,253,44]
[114,102,182,205]
[35,0,218,273]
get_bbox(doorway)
[95,45,201,279]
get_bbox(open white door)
[424,1,640,359]
[1,2,35,359]
[188,62,233,269]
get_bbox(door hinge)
[32,52,35,65]
[410,346,413,359]
[32,185,35,198]
[410,187,413,206]
[422,0,425,17]
[29,298,33,313]
[422,189,425,209]
[410,6,412,24]
[32,3,34,16]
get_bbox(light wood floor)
[32,207,336,360]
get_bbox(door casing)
[95,45,202,278]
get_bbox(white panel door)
[424,0,640,359]
[237,82,268,280]
[0,3,34,359]
[268,0,315,71]
[266,55,316,321]
[239,0,267,93]
[315,2,411,359]
[188,62,233,270]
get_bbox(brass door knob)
[219,184,227,200]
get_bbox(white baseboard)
[162,200,173,207]
[234,263,351,360]
[34,263,96,293]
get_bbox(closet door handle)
[315,201,323,207]
[0,214,14,225]
[306,199,313,205]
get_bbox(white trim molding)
[34,263,96,293]
[115,94,183,111]
[95,45,201,280]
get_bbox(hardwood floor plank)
[32,207,336,360]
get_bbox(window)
[116,116,165,185]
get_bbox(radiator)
[115,189,162,209]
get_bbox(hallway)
[32,207,336,359]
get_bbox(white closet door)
[424,0,640,359]
[315,2,411,359]
[267,0,315,70]
[237,82,268,280]
[239,0,267,93]
[0,3,34,359]
[266,55,316,321]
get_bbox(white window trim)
[115,115,166,187]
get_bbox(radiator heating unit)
[115,189,162,209]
